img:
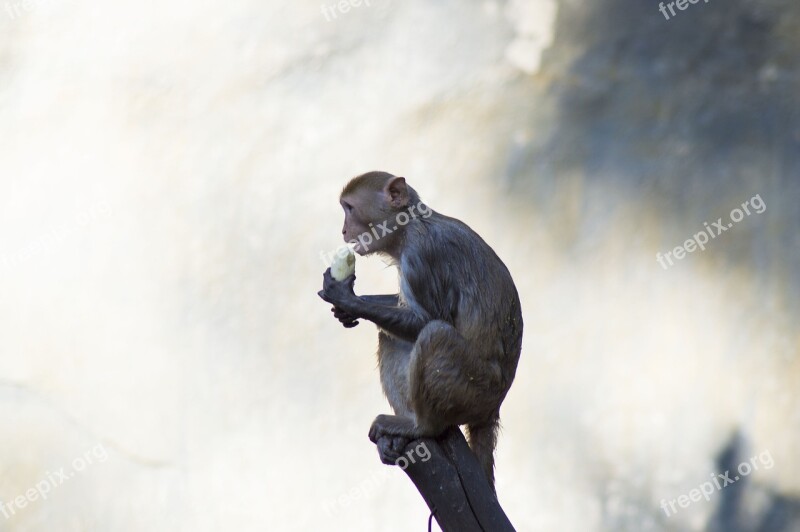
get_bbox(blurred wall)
[0,0,797,531]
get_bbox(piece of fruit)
[331,246,356,281]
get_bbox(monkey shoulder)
[399,216,517,324]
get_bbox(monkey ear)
[385,177,409,209]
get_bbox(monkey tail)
[466,417,500,493]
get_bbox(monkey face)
[340,188,388,255]
[338,173,412,257]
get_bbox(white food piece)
[330,246,356,281]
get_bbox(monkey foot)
[374,435,411,465]
[368,414,416,465]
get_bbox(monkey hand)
[318,268,358,311]
[330,305,359,328]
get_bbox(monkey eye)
[342,202,353,213]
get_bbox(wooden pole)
[381,428,516,532]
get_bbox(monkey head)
[339,171,421,257]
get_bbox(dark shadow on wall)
[503,0,799,291]
[708,431,800,531]
[482,2,800,528]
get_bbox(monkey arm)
[318,270,424,340]
[346,297,427,342]
[359,294,400,306]
[329,296,404,331]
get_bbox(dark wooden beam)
[381,428,516,532]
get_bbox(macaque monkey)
[318,171,523,490]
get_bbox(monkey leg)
[369,320,502,473]
[410,320,501,432]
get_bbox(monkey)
[317,171,523,491]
